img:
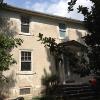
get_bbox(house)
[0,4,89,99]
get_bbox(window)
[20,88,31,95]
[21,16,29,33]
[59,23,66,38]
[21,51,31,71]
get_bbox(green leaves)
[0,34,23,71]
[77,6,89,16]
[0,34,23,50]
[0,17,23,72]
[38,33,57,55]
[68,0,77,11]
[68,0,100,73]
[0,1,7,9]
[38,33,87,76]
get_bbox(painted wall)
[0,9,87,99]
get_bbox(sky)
[4,0,92,20]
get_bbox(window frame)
[19,87,31,95]
[19,49,33,74]
[21,51,31,71]
[58,23,67,39]
[20,16,30,35]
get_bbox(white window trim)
[20,25,31,36]
[57,25,69,39]
[20,17,31,35]
[19,87,32,96]
[20,26,31,36]
[18,49,34,74]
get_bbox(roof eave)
[2,4,83,24]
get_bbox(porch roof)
[59,40,88,52]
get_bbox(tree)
[68,0,100,74]
[0,3,23,98]
[0,0,3,4]
[0,16,23,81]
[38,33,89,77]
[0,33,22,71]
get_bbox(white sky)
[4,0,93,20]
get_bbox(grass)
[32,96,42,100]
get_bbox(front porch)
[57,40,90,84]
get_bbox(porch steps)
[51,84,98,100]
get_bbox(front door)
[63,55,74,83]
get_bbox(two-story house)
[0,4,89,99]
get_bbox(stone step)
[57,86,92,91]
[63,89,95,94]
[63,90,95,95]
[79,95,96,100]
[56,84,91,90]
[52,84,97,100]
[55,85,94,94]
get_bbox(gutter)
[1,4,83,24]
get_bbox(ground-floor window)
[21,51,31,71]
[20,88,31,95]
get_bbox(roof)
[59,40,88,52]
[1,3,83,24]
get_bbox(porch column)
[59,54,66,84]
[63,55,73,83]
[65,57,71,80]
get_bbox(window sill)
[59,37,66,40]
[16,71,36,75]
[19,94,32,97]
[19,33,33,36]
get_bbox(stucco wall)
[0,9,87,99]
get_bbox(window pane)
[21,62,31,71]
[25,57,27,61]
[28,52,31,56]
[59,23,66,29]
[60,30,66,37]
[28,57,31,60]
[20,88,30,95]
[59,23,66,38]
[21,51,31,71]
[25,52,27,56]
[21,51,24,56]
[21,24,29,33]
[21,16,29,24]
[21,57,24,61]
[21,16,29,33]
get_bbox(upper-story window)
[59,23,66,39]
[21,51,31,71]
[21,16,30,33]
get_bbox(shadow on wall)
[40,47,60,97]
[45,47,57,74]
[76,30,85,45]
[41,68,59,95]
[0,16,20,99]
[0,17,18,37]
[0,72,16,99]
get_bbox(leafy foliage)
[0,16,23,77]
[41,69,59,87]
[0,34,23,71]
[38,33,89,76]
[0,3,23,98]
[68,0,100,73]
[38,33,75,63]
[0,1,7,9]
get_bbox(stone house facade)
[0,4,88,99]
